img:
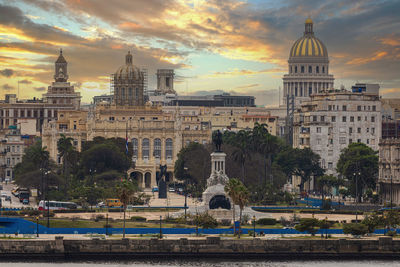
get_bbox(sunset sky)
[0,0,399,106]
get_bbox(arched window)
[322,66,325,73]
[121,87,125,97]
[301,66,304,73]
[165,138,173,159]
[132,138,138,159]
[154,138,161,158]
[316,66,319,73]
[142,138,149,159]
[308,66,312,73]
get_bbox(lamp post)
[353,171,361,222]
[36,216,39,237]
[183,167,188,221]
[159,215,162,239]
[45,170,51,228]
[390,174,393,210]
[253,215,256,238]
[106,213,109,236]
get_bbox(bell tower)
[54,48,68,82]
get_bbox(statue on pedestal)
[212,130,223,152]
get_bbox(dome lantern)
[305,18,313,35]
[126,51,133,64]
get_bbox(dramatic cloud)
[0,68,13,77]
[34,86,46,91]
[19,79,32,84]
[0,0,399,104]
[2,83,14,90]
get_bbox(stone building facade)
[378,139,400,205]
[0,50,81,133]
[292,89,381,191]
[283,18,334,106]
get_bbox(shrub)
[279,216,290,227]
[94,214,105,222]
[386,230,397,237]
[131,216,146,222]
[1,210,18,216]
[322,199,332,210]
[220,219,231,226]
[241,214,250,225]
[20,210,41,216]
[295,218,319,236]
[256,218,277,225]
[195,212,218,229]
[343,223,368,237]
[103,224,113,228]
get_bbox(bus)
[38,200,77,211]
[106,199,122,207]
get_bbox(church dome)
[115,51,143,80]
[289,19,328,58]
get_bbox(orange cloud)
[346,51,388,65]
[206,68,285,78]
[119,22,141,30]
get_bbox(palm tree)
[224,178,241,234]
[117,179,138,238]
[225,178,249,238]
[57,134,75,193]
[232,130,251,183]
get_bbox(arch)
[165,138,173,159]
[142,138,149,159]
[144,172,151,188]
[154,138,161,159]
[130,171,143,187]
[209,195,231,210]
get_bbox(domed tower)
[283,18,334,105]
[113,51,145,106]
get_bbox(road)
[0,181,37,209]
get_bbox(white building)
[292,89,381,191]
[378,139,400,205]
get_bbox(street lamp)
[183,167,189,221]
[36,216,39,237]
[253,215,256,238]
[353,171,361,222]
[159,215,163,239]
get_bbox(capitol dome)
[289,18,328,58]
[115,51,143,80]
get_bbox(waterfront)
[0,260,399,267]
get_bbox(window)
[342,116,346,122]
[153,138,161,158]
[339,137,346,144]
[357,106,361,111]
[349,139,352,144]
[342,105,347,111]
[366,128,369,133]
[142,138,149,159]
[313,116,317,122]
[350,116,354,122]
[301,66,304,73]
[165,138,173,159]
[371,116,375,122]
[316,66,319,73]
[295,66,297,73]
[367,139,369,144]
[328,105,332,111]
[357,128,361,133]
[321,116,325,122]
[316,127,321,133]
[372,105,376,111]
[358,116,361,122]
[365,116,368,121]
[331,116,336,122]
[357,139,361,143]
[132,138,138,159]
[349,127,353,134]
[328,162,333,170]
[372,128,375,134]
[308,66,312,73]
[322,66,325,73]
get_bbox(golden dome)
[289,19,328,58]
[290,36,327,57]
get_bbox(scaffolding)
[110,74,115,96]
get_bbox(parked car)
[96,201,106,208]
[22,199,29,205]
[0,185,3,190]
[168,187,175,192]
[1,192,7,198]
[152,186,159,192]
[5,196,11,202]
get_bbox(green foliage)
[131,216,147,222]
[256,218,277,225]
[383,210,400,229]
[195,212,218,229]
[386,230,397,237]
[362,213,383,233]
[295,218,319,235]
[343,223,368,236]
[321,199,332,210]
[117,180,139,209]
[336,143,378,202]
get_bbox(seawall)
[1,236,400,259]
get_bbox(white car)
[1,192,7,198]
[168,187,175,192]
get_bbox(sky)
[0,0,399,106]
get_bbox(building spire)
[126,51,133,64]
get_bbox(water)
[0,260,399,267]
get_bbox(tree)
[231,130,252,184]
[117,179,138,238]
[57,134,77,194]
[343,223,368,237]
[224,178,249,238]
[317,175,338,205]
[295,218,320,236]
[224,178,241,235]
[362,213,383,234]
[337,143,378,203]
